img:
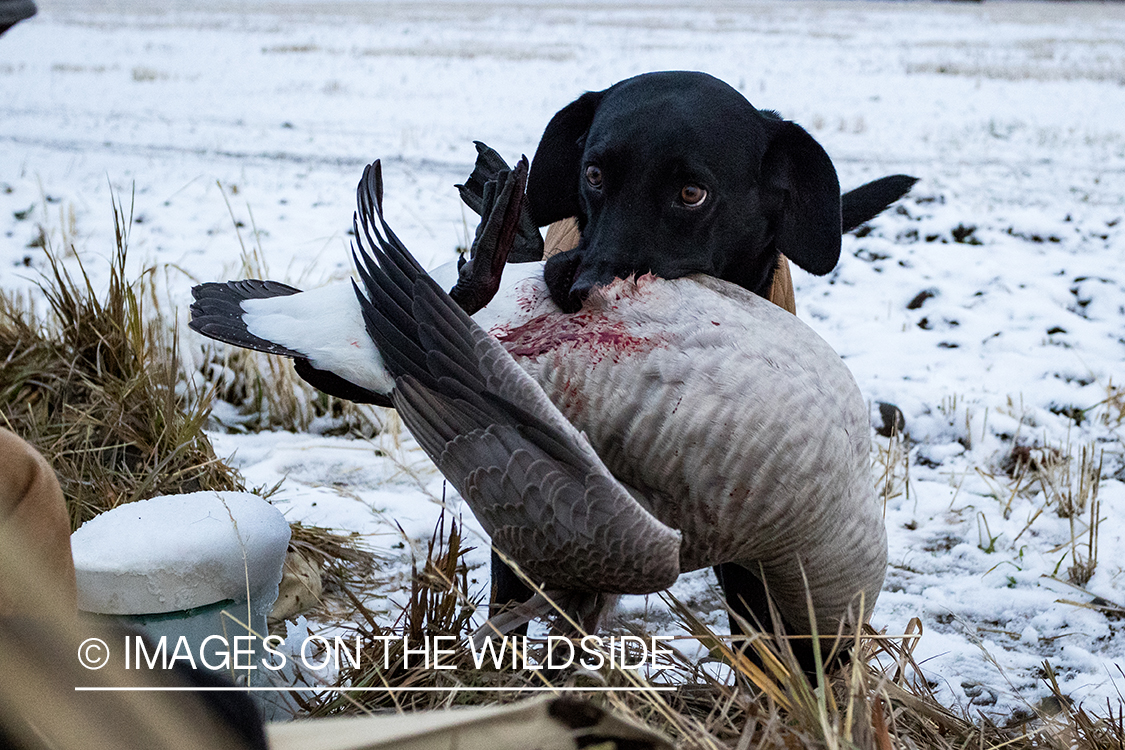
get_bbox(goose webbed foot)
[457,141,544,263]
[449,155,529,315]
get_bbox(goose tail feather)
[189,280,306,357]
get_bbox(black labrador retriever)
[467,70,916,666]
[522,70,914,312]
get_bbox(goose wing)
[350,160,681,595]
[190,279,305,357]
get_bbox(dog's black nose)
[544,250,590,313]
[563,276,595,312]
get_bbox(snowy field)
[3,0,1124,724]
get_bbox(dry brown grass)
[298,514,1125,750]
[0,197,375,620]
[1099,380,1125,429]
[198,341,390,437]
[0,194,241,529]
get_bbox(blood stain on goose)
[496,312,661,365]
[495,275,668,365]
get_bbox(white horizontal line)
[75,686,675,693]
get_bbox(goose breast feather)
[483,271,888,632]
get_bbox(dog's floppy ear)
[526,90,606,227]
[761,121,842,276]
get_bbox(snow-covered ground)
[3,0,1124,723]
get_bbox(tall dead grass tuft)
[0,196,377,623]
[0,194,241,529]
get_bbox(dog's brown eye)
[680,184,707,207]
[585,165,603,188]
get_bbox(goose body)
[476,270,884,635]
[190,162,887,642]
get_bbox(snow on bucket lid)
[72,492,291,615]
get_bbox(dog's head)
[527,71,841,312]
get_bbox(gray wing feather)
[350,161,681,595]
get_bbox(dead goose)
[190,161,888,663]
